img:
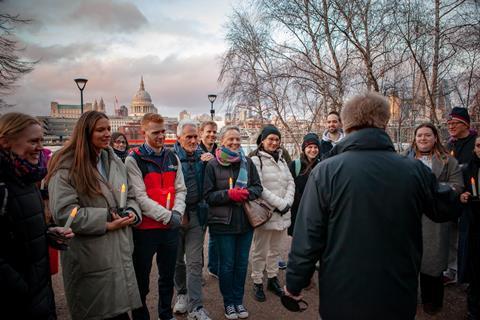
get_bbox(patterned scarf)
[0,148,48,183]
[215,146,248,188]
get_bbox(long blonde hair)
[0,112,41,146]
[47,111,109,198]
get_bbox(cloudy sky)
[2,0,235,117]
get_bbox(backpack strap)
[294,159,301,177]
[130,148,149,178]
[0,182,8,217]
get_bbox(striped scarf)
[215,146,248,188]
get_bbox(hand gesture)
[107,209,135,231]
[460,192,471,204]
[200,153,214,162]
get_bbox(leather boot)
[267,276,284,297]
[253,283,266,302]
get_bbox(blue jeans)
[212,230,253,306]
[207,229,219,274]
[132,228,179,320]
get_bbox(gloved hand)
[228,188,250,202]
[276,204,291,215]
[168,210,182,229]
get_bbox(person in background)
[285,92,460,320]
[446,107,477,285]
[172,119,212,320]
[47,111,140,320]
[320,111,344,157]
[249,124,292,164]
[110,132,130,162]
[199,121,220,279]
[288,133,321,236]
[204,125,263,319]
[459,135,480,320]
[250,125,295,302]
[0,112,73,320]
[405,122,463,315]
[126,113,187,320]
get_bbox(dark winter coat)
[204,157,262,234]
[286,128,461,320]
[447,132,477,166]
[0,164,56,319]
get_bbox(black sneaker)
[224,305,238,319]
[278,260,287,270]
[267,276,284,297]
[253,283,266,302]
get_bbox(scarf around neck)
[215,146,248,188]
[0,148,48,183]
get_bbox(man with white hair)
[284,92,460,320]
[172,119,212,320]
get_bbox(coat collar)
[330,128,395,156]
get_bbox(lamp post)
[74,78,88,114]
[208,94,217,120]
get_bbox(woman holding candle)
[459,136,480,320]
[204,125,263,319]
[47,111,142,320]
[0,112,73,319]
[406,122,463,315]
[111,132,130,162]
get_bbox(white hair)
[177,119,198,136]
[218,125,241,141]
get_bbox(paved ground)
[52,235,468,320]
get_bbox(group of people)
[0,92,479,320]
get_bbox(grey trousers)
[174,210,206,312]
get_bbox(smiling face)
[415,126,436,153]
[304,144,319,161]
[200,124,217,147]
[178,124,199,154]
[326,114,341,133]
[447,119,469,139]
[2,124,44,165]
[112,135,127,152]
[142,121,165,150]
[262,134,280,153]
[221,129,241,152]
[91,118,111,153]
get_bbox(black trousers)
[420,273,444,311]
[104,313,130,320]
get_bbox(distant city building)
[38,116,78,143]
[115,105,128,117]
[51,102,93,118]
[179,110,191,120]
[130,76,158,117]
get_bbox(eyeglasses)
[447,121,463,128]
[114,140,127,145]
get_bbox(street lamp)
[208,94,217,120]
[74,78,88,114]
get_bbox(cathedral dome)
[132,77,152,103]
[130,76,158,117]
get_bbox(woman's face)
[221,129,241,152]
[262,134,280,153]
[474,138,480,158]
[113,135,127,152]
[3,124,44,165]
[305,144,319,161]
[415,127,436,153]
[91,118,111,153]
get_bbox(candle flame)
[471,177,476,184]
[121,184,126,193]
[70,207,78,218]
[451,150,454,156]
[167,192,171,200]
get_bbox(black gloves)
[169,210,182,229]
[276,204,291,216]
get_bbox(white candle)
[40,179,45,190]
[229,177,233,190]
[471,177,478,197]
[120,184,127,209]
[166,192,171,210]
[64,207,78,229]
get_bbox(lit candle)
[471,177,478,197]
[40,179,45,190]
[64,207,78,229]
[120,184,127,209]
[229,177,233,190]
[450,150,454,157]
[166,192,171,210]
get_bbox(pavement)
[52,234,468,320]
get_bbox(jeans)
[207,228,219,275]
[131,228,179,320]
[212,230,253,306]
[174,211,206,312]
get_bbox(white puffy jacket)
[251,150,295,230]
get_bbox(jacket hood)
[322,129,344,144]
[329,128,395,156]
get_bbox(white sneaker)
[187,307,212,320]
[173,294,188,314]
[235,305,249,319]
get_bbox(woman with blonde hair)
[406,122,463,315]
[0,112,73,320]
[47,111,142,320]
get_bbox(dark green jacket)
[286,128,460,320]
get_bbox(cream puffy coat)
[251,150,295,230]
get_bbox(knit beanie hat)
[448,107,470,126]
[301,133,320,151]
[256,125,281,145]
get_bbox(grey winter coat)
[48,147,142,320]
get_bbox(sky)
[2,0,235,117]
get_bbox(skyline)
[2,0,235,117]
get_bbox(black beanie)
[256,125,281,145]
[448,107,470,126]
[301,132,321,151]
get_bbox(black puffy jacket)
[0,168,56,319]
